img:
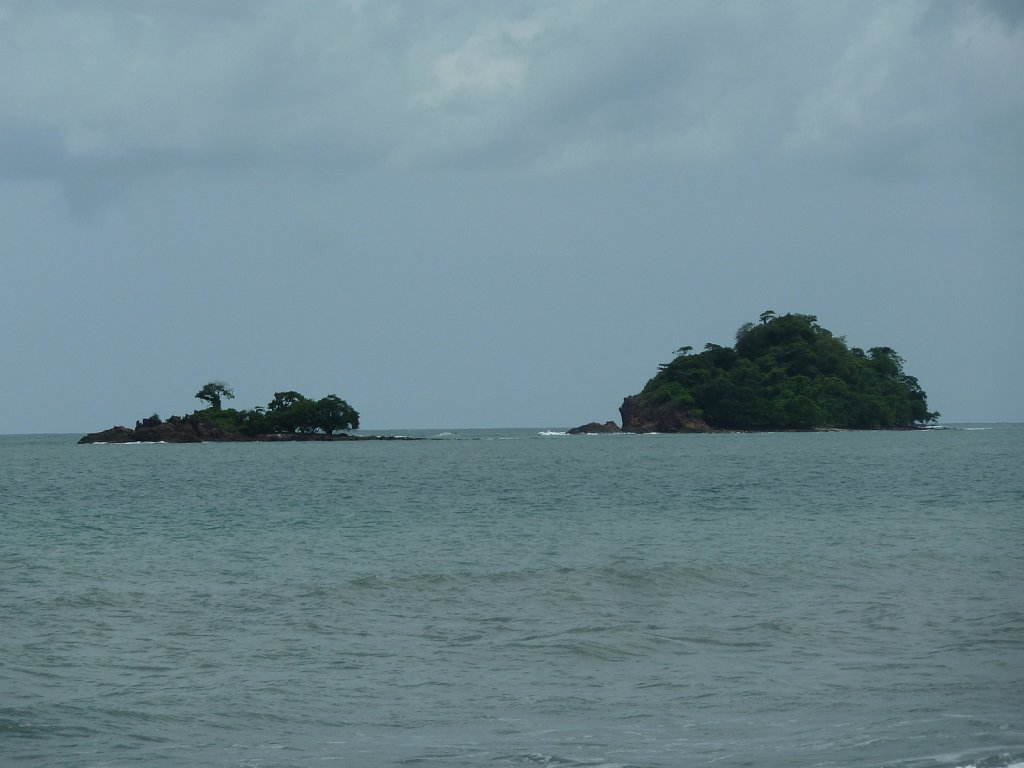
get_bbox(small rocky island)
[79,383,399,443]
[566,421,621,435]
[570,311,939,434]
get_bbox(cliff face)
[619,395,711,433]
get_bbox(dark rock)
[78,415,245,444]
[78,425,136,444]
[619,395,712,433]
[78,415,414,444]
[567,421,621,435]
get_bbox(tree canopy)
[635,312,938,430]
[191,384,359,435]
[195,381,234,410]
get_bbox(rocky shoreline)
[565,399,712,435]
[618,395,711,433]
[568,398,926,435]
[566,420,621,435]
[78,415,411,444]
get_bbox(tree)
[868,346,904,378]
[261,391,360,434]
[314,395,360,434]
[195,381,234,411]
[267,391,308,413]
[266,391,311,433]
[674,345,693,356]
[759,309,777,325]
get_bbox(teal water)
[2,427,1022,767]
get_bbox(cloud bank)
[2,1,1020,186]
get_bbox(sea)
[2,425,1022,768]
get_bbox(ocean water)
[2,426,1022,768]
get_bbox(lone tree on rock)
[195,381,235,411]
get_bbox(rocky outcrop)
[78,414,406,443]
[79,415,250,444]
[618,395,712,433]
[567,421,621,435]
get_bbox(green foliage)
[266,391,313,433]
[195,381,234,411]
[191,385,359,435]
[313,394,360,434]
[194,406,246,431]
[640,313,939,430]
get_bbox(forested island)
[575,311,939,433]
[78,383,381,443]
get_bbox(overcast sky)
[2,0,1021,433]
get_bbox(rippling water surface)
[2,427,1022,767]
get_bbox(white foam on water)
[538,431,568,436]
[950,754,1024,768]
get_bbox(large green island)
[78,383,393,443]
[584,311,939,433]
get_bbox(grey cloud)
[978,0,1024,27]
[0,1,1020,188]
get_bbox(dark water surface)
[2,427,1022,767]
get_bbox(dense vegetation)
[634,312,938,430]
[181,381,360,435]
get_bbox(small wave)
[538,431,568,436]
[0,716,95,739]
[0,717,49,737]
[497,752,624,766]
